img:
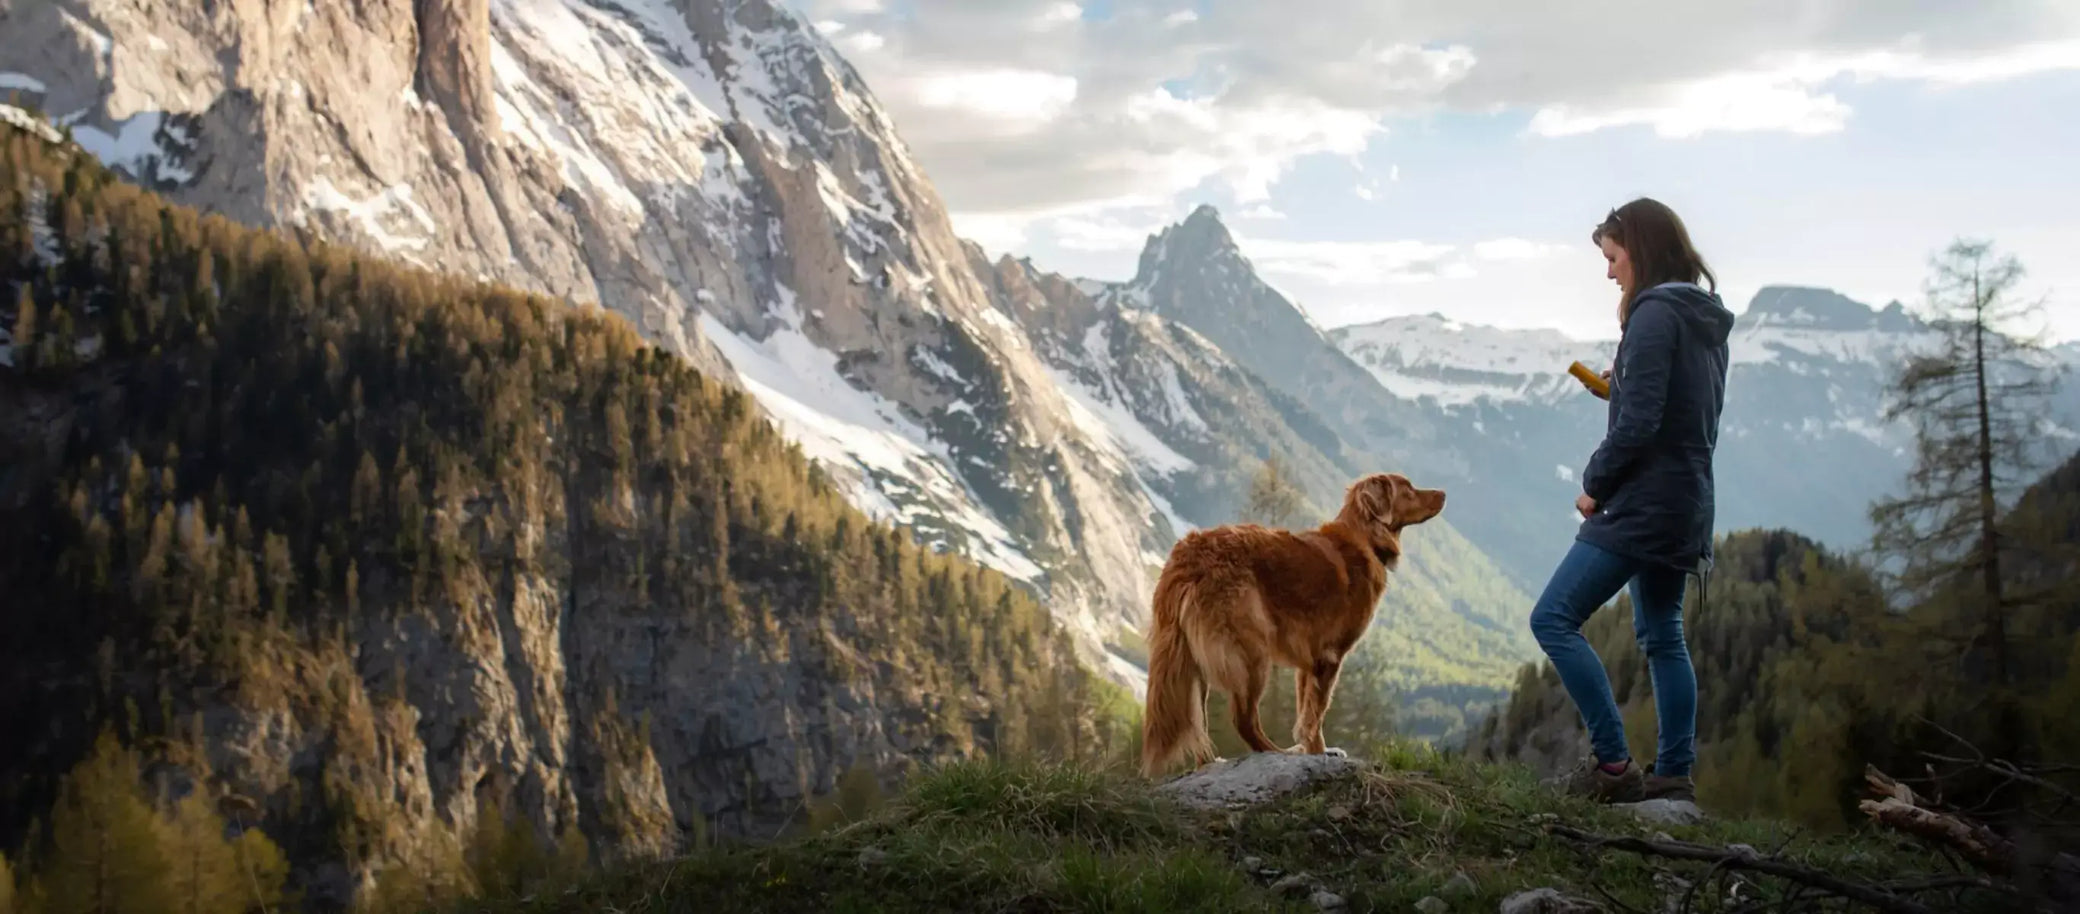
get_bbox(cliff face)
[0,0,1203,665]
[0,124,1112,908]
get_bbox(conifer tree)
[39,729,171,914]
[158,790,287,914]
[1243,456,1307,529]
[1868,239,2062,754]
[0,849,16,914]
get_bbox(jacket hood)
[1634,281,1736,346]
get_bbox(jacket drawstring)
[1689,557,1710,618]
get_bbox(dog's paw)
[1322,747,1349,759]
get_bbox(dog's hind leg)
[1292,652,1347,755]
[1186,582,1281,754]
[1225,659,1279,753]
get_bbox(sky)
[793,0,2080,344]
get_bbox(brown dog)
[1139,472,1446,776]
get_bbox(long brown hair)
[1592,197,1715,326]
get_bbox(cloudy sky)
[796,0,2080,343]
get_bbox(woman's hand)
[1576,493,1597,518]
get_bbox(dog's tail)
[1139,570,1212,777]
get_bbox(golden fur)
[1139,473,1446,776]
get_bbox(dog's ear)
[1357,475,1398,527]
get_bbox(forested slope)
[0,117,1128,910]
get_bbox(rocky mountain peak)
[1133,203,1243,290]
[1744,285,1920,333]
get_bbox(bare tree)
[1869,239,2064,748]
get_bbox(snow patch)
[302,177,438,255]
[696,308,1044,583]
[1154,361,1207,432]
[1555,464,1574,483]
[67,110,194,185]
[0,72,47,94]
[61,10,113,61]
[0,104,64,144]
[1141,482,1193,539]
[910,344,964,386]
[1051,370,1194,475]
[1043,354,1194,478]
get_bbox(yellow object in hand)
[1568,361,1610,400]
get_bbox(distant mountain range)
[1334,285,2080,589]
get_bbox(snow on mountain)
[0,0,1217,688]
[694,296,1045,583]
[1084,205,1452,480]
[1329,285,2080,586]
[1335,314,1616,406]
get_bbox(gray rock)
[1611,797,1706,826]
[1442,870,1477,898]
[1241,855,1264,873]
[1155,752,1364,811]
[1415,895,1450,913]
[1271,873,1324,897]
[856,847,888,867]
[1311,890,1349,911]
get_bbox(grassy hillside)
[0,114,1131,910]
[449,745,2002,914]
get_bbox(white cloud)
[908,69,1080,130]
[836,30,887,54]
[1233,234,1461,286]
[1523,38,2080,138]
[1473,238,1570,261]
[952,212,1035,257]
[1239,203,1286,220]
[801,0,2080,284]
[1036,2,1083,26]
[1050,211,1172,252]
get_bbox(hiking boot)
[1551,755,1645,803]
[1642,764,1696,803]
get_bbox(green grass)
[458,746,2005,914]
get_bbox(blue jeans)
[1529,539,1697,777]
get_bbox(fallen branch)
[1860,766,2017,875]
[1861,764,2080,907]
[1544,823,1941,914]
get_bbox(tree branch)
[1544,824,1943,914]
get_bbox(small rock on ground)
[1442,871,1477,898]
[1414,895,1449,914]
[1311,890,1348,911]
[1271,873,1323,897]
[1499,887,1600,914]
[1610,797,1706,826]
[1155,752,1364,811]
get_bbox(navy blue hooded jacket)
[1577,281,1735,572]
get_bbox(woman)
[1534,197,1733,804]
